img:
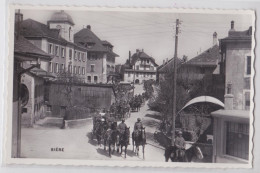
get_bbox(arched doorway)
[21,84,29,107]
[135,79,139,84]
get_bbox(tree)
[55,70,84,107]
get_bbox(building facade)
[211,21,253,163]
[123,49,158,84]
[20,10,88,82]
[74,25,119,84]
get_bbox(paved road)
[21,101,165,161]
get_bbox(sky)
[19,9,253,66]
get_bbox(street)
[21,85,165,161]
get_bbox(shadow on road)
[117,148,136,158]
[86,132,99,146]
[96,148,110,158]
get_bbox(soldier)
[134,118,143,132]
[117,119,127,134]
[174,131,186,160]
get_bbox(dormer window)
[86,43,95,49]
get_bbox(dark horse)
[164,143,204,162]
[94,122,104,146]
[104,129,120,157]
[118,127,130,158]
[132,127,146,159]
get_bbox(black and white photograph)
[6,6,254,167]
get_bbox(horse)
[118,127,130,158]
[104,129,120,157]
[164,143,204,162]
[132,127,146,159]
[94,122,104,146]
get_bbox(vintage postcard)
[3,5,255,168]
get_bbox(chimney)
[163,60,165,65]
[15,10,23,39]
[136,49,140,53]
[87,25,91,30]
[230,21,235,31]
[166,58,168,63]
[213,32,218,46]
[224,82,234,110]
[142,49,144,52]
[129,51,131,64]
[15,10,23,23]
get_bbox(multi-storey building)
[123,49,158,84]
[211,21,253,163]
[20,10,88,82]
[74,25,119,84]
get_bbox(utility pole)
[171,19,180,146]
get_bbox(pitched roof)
[130,51,158,66]
[157,58,183,73]
[222,27,252,41]
[20,19,67,43]
[184,45,220,67]
[14,36,52,60]
[74,28,108,52]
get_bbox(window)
[78,52,81,61]
[68,65,72,73]
[55,45,59,56]
[144,73,146,77]
[61,47,65,58]
[74,51,77,60]
[147,60,150,63]
[94,76,98,83]
[246,56,251,76]
[89,53,97,60]
[49,62,52,72]
[55,63,59,73]
[244,91,250,110]
[46,105,52,112]
[69,27,71,41]
[128,73,130,77]
[136,65,139,70]
[69,49,72,59]
[136,73,139,77]
[78,66,81,75]
[48,44,53,54]
[82,67,85,75]
[82,53,85,62]
[60,64,64,73]
[91,65,95,72]
[74,66,77,74]
[150,66,154,70]
[226,122,249,160]
[87,76,91,83]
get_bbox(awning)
[178,96,224,113]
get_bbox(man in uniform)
[174,131,186,160]
[117,119,127,140]
[134,118,143,136]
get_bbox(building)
[157,32,225,101]
[74,25,119,84]
[19,10,88,82]
[123,49,158,84]
[211,21,253,163]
